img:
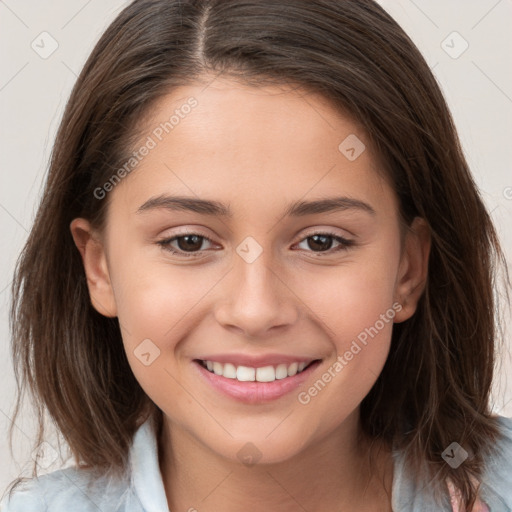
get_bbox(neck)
[158,411,394,512]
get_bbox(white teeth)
[223,363,237,379]
[213,362,223,375]
[236,365,255,381]
[287,362,298,377]
[275,364,288,380]
[201,360,313,382]
[256,366,275,382]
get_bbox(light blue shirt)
[2,415,512,511]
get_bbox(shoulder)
[479,415,512,508]
[1,417,164,512]
[391,415,512,511]
[0,465,140,512]
[446,415,512,511]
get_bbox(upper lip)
[195,353,321,367]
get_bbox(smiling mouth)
[195,359,321,383]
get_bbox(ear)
[393,217,431,323]
[70,218,117,318]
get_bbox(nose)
[214,249,300,339]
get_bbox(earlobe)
[393,217,431,323]
[70,218,117,318]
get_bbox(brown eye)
[173,234,204,252]
[157,233,215,257]
[306,234,336,252]
[296,232,354,254]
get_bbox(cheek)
[291,239,400,412]
[108,251,205,406]
[112,259,205,344]
[298,237,400,341]
[107,241,228,377]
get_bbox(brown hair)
[8,0,509,508]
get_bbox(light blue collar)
[130,418,170,511]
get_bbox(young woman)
[2,1,511,510]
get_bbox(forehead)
[109,78,396,220]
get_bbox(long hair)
[8,0,509,508]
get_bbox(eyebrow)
[136,194,376,217]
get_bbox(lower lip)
[193,360,322,404]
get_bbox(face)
[71,77,429,465]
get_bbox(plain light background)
[1,0,511,495]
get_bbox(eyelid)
[298,226,354,241]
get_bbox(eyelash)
[156,231,355,258]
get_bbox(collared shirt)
[2,415,512,511]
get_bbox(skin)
[71,77,430,512]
